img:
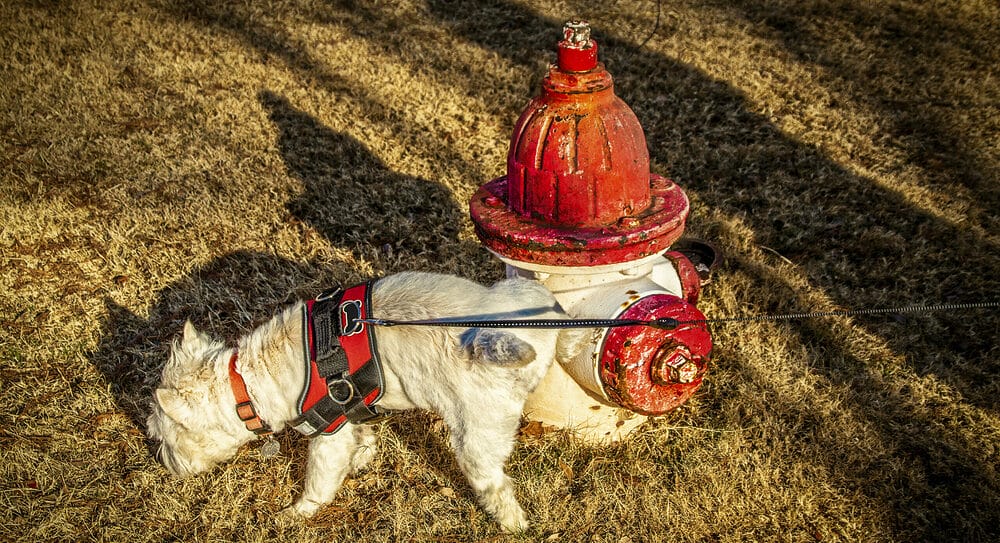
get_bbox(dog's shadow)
[89,251,336,433]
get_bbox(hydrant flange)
[471,174,689,267]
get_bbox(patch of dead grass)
[2,0,998,541]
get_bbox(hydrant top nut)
[558,21,598,72]
[562,21,592,48]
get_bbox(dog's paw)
[491,497,530,533]
[275,507,303,528]
[497,508,530,533]
[279,500,319,522]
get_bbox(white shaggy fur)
[147,272,585,532]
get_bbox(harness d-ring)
[327,378,355,405]
[315,286,343,303]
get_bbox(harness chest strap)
[291,282,387,437]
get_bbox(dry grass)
[2,0,999,541]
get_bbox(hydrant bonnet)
[470,22,690,267]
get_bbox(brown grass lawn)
[2,0,998,541]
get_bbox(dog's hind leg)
[447,407,529,533]
[349,424,377,474]
[285,425,361,518]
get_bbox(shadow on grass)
[691,0,1000,217]
[88,250,337,432]
[260,90,480,273]
[166,0,503,199]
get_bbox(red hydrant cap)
[599,294,711,415]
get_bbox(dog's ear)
[166,321,211,373]
[182,320,210,347]
[155,388,193,423]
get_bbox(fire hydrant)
[469,21,713,441]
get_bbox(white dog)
[147,272,584,532]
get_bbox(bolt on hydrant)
[469,21,715,441]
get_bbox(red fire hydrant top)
[470,21,689,267]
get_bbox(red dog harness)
[290,281,387,436]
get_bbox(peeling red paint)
[468,25,689,267]
[468,21,713,421]
[599,295,711,415]
[470,174,688,266]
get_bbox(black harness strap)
[291,283,388,437]
[310,288,350,379]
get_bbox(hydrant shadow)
[259,90,492,276]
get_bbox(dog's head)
[147,321,251,477]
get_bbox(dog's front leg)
[285,425,362,518]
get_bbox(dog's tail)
[462,326,591,367]
[556,327,590,364]
[462,329,537,366]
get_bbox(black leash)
[361,316,684,330]
[359,301,1000,331]
[675,301,1000,327]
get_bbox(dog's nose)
[152,442,185,477]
